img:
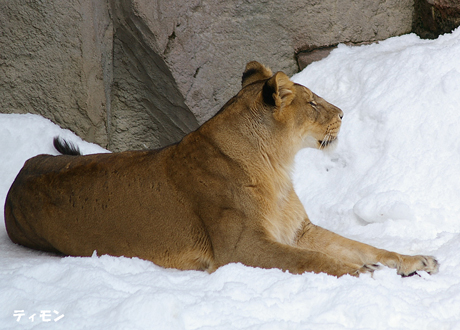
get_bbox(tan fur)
[4,62,439,277]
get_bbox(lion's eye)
[309,101,318,108]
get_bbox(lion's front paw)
[397,255,439,276]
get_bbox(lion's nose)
[338,111,344,120]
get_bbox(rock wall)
[109,1,199,151]
[138,0,415,123]
[0,0,111,146]
[1,0,415,151]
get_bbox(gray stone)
[1,0,416,151]
[109,1,199,151]
[138,0,414,123]
[0,0,199,151]
[0,0,112,146]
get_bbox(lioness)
[5,61,438,277]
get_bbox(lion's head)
[239,61,343,152]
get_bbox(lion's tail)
[53,137,82,156]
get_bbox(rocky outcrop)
[0,0,199,151]
[0,0,112,146]
[1,0,415,151]
[109,1,199,151]
[137,0,415,123]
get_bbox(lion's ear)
[242,61,273,88]
[262,71,295,108]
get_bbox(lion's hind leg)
[5,199,61,254]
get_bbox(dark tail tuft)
[53,137,82,156]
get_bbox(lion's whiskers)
[320,132,331,150]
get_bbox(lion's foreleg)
[295,222,439,276]
[223,232,372,277]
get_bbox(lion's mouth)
[318,136,337,149]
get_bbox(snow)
[2,28,460,329]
